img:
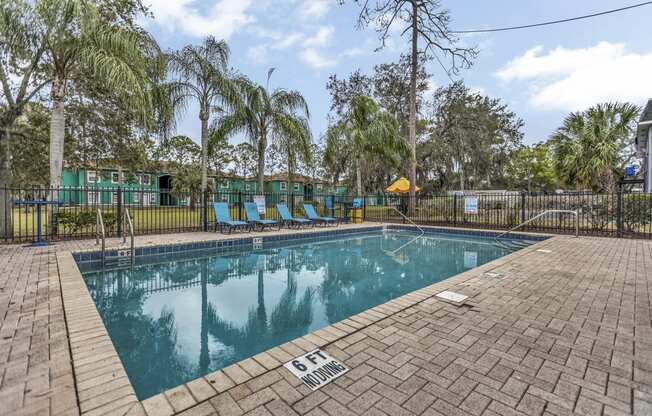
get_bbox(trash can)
[351,208,362,223]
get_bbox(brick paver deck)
[1,226,651,415]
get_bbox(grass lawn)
[6,205,315,241]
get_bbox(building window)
[245,183,251,191]
[316,184,322,191]
[280,181,287,191]
[87,191,99,205]
[293,183,300,191]
[87,170,97,183]
[111,172,120,184]
[220,180,229,189]
[132,193,141,205]
[112,192,118,204]
[141,174,150,185]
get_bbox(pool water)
[81,230,529,399]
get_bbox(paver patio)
[1,224,651,416]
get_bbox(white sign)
[283,349,349,391]
[435,290,468,303]
[464,197,478,214]
[253,195,266,214]
[464,251,477,268]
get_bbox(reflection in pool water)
[82,231,521,399]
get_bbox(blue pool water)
[81,230,530,399]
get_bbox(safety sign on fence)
[464,196,478,214]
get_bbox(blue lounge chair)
[213,202,249,234]
[277,203,312,228]
[303,203,339,226]
[244,202,279,231]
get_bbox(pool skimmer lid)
[483,271,504,279]
[435,290,468,304]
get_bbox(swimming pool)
[80,229,536,399]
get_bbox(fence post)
[202,190,208,232]
[290,191,295,216]
[520,192,526,224]
[362,193,366,221]
[116,186,123,238]
[237,190,242,221]
[616,190,623,238]
[453,194,458,226]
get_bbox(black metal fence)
[0,186,357,244]
[363,192,652,238]
[2,186,652,244]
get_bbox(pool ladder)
[95,208,135,267]
[494,209,578,250]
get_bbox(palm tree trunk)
[200,109,209,226]
[0,126,12,239]
[257,134,266,193]
[50,77,65,189]
[407,0,418,216]
[356,164,362,197]
[459,162,465,191]
[49,76,66,235]
[199,262,209,373]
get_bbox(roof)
[636,99,652,154]
[62,163,338,185]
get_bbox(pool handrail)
[495,209,579,241]
[388,206,425,253]
[96,208,105,265]
[123,207,135,266]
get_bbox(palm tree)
[325,95,407,196]
[551,102,640,191]
[166,37,240,206]
[37,0,154,191]
[214,69,312,193]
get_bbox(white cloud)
[303,26,335,47]
[246,45,268,63]
[339,48,366,59]
[252,28,305,50]
[143,0,254,39]
[496,42,652,111]
[274,33,305,50]
[300,48,336,69]
[298,0,331,20]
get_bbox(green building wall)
[59,168,348,207]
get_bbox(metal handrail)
[96,208,106,264]
[388,206,425,253]
[496,209,579,241]
[124,207,135,266]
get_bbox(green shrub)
[623,194,652,232]
[56,211,117,233]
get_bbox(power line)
[452,1,652,34]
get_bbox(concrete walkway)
[1,227,651,415]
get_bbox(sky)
[139,0,652,146]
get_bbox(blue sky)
[141,0,652,146]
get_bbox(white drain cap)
[436,291,468,303]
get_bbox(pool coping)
[56,223,556,416]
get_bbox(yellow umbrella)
[385,177,421,193]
